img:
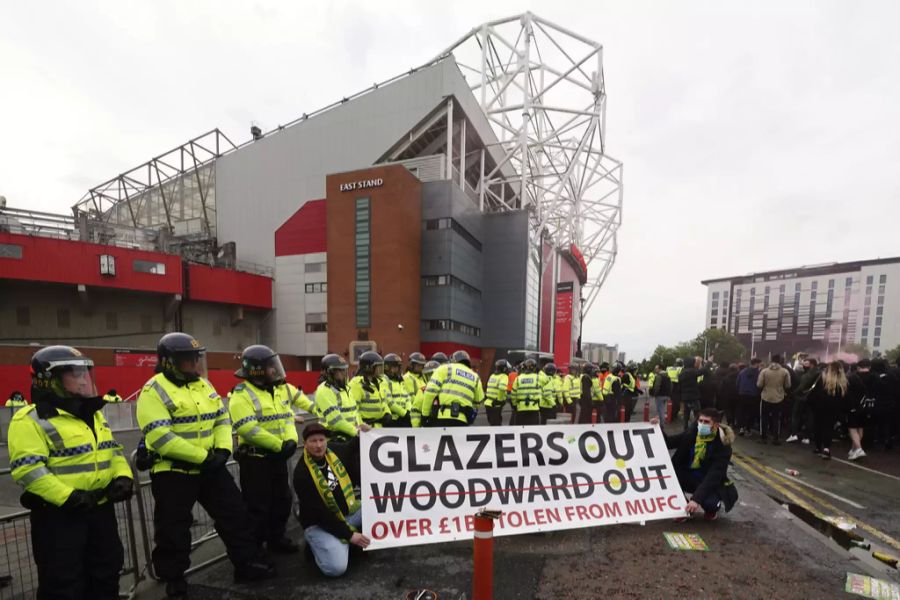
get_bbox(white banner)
[360,423,684,549]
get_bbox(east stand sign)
[360,423,684,549]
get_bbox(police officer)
[621,364,639,420]
[102,389,123,403]
[539,363,559,424]
[9,346,133,599]
[313,354,368,447]
[410,360,440,427]
[429,352,449,365]
[6,390,27,409]
[565,365,580,421]
[578,363,603,423]
[381,353,412,427]
[136,333,273,598]
[350,351,392,428]
[668,359,684,421]
[403,352,428,400]
[602,363,624,422]
[422,351,485,427]
[511,358,542,426]
[485,360,510,426]
[228,345,300,554]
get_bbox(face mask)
[698,423,713,437]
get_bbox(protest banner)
[360,423,684,549]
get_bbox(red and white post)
[473,511,501,600]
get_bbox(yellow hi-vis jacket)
[410,381,431,428]
[554,375,568,406]
[647,372,656,392]
[602,373,622,401]
[313,381,359,438]
[228,381,299,454]
[9,404,132,506]
[403,372,427,400]
[349,375,391,426]
[102,393,124,403]
[564,374,579,404]
[286,383,314,415]
[666,366,682,384]
[586,374,602,402]
[511,373,542,412]
[421,363,485,425]
[537,372,556,409]
[136,373,232,474]
[485,373,509,408]
[381,376,412,419]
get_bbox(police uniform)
[421,360,485,427]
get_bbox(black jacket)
[662,423,738,511]
[679,360,710,404]
[293,437,361,541]
[650,372,671,397]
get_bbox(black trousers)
[682,397,701,428]
[603,399,618,423]
[539,407,557,424]
[486,406,503,426]
[811,399,835,452]
[737,394,759,431]
[238,456,293,545]
[760,402,783,441]
[576,398,593,424]
[150,468,259,582]
[30,501,123,600]
[515,411,540,426]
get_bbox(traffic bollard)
[473,510,502,600]
[666,399,673,423]
[591,408,598,424]
[642,400,649,422]
[618,405,626,423]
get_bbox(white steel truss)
[433,12,623,313]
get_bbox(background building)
[1,14,624,395]
[703,257,900,360]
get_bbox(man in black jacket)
[293,424,369,577]
[679,356,710,429]
[652,408,738,520]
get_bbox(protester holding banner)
[293,423,368,577]
[652,408,738,520]
[485,360,511,426]
[421,351,485,427]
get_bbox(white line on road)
[830,457,900,484]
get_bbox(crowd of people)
[7,336,738,599]
[643,353,900,461]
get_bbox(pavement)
[1,405,899,599]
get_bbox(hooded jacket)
[678,359,709,404]
[757,363,791,403]
[662,422,738,511]
[736,366,761,397]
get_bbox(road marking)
[735,453,900,552]
[745,460,866,509]
[830,457,900,484]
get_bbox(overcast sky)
[2,1,899,360]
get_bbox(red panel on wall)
[275,199,327,257]
[0,232,182,294]
[553,283,574,366]
[186,264,273,309]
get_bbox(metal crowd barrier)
[103,402,140,433]
[0,468,142,600]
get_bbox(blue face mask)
[698,423,713,437]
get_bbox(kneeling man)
[293,423,369,576]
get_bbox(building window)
[712,292,720,300]
[355,198,371,328]
[423,218,482,252]
[133,260,166,275]
[422,274,482,296]
[305,323,328,333]
[423,319,481,337]
[305,262,326,273]
[862,328,868,338]
[846,277,853,287]
[306,312,326,323]
[880,274,887,284]
[867,275,874,285]
[16,306,30,326]
[106,312,118,331]
[304,282,327,293]
[0,243,23,259]
[56,309,70,329]
[874,338,881,347]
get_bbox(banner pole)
[473,510,500,600]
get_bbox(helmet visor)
[264,355,287,385]
[51,358,98,399]
[173,351,208,380]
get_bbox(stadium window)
[133,260,166,275]
[304,262,325,273]
[0,243,22,259]
[880,274,887,284]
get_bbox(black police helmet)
[522,358,537,372]
[156,333,206,382]
[430,352,449,364]
[451,350,471,367]
[543,363,557,375]
[494,359,511,373]
[409,352,426,365]
[423,360,440,376]
[235,345,283,385]
[359,351,384,375]
[30,346,98,402]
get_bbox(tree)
[841,343,871,361]
[692,328,747,364]
[885,344,900,364]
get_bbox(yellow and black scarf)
[304,449,360,534]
